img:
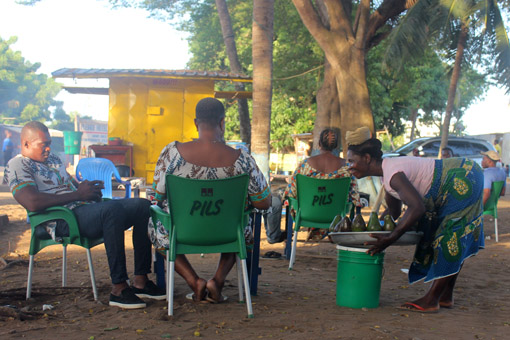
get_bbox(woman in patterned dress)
[346,127,484,313]
[149,98,271,303]
[283,128,360,240]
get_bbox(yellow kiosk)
[53,68,251,183]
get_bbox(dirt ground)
[1,169,509,340]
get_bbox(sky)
[0,0,189,121]
[0,0,509,135]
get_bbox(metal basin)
[329,231,423,248]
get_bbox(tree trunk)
[439,22,468,157]
[313,58,340,153]
[333,49,374,157]
[293,0,378,157]
[252,0,274,178]
[215,0,251,147]
[409,107,418,141]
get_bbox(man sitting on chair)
[481,150,506,206]
[4,121,164,309]
[150,97,271,303]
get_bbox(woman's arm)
[366,172,425,255]
[382,191,402,220]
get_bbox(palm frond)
[382,0,441,71]
[489,1,510,92]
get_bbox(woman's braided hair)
[319,128,338,151]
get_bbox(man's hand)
[76,180,104,202]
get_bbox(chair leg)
[288,229,298,270]
[166,250,170,302]
[168,261,175,316]
[495,217,499,243]
[240,259,254,318]
[26,255,34,300]
[236,256,244,302]
[62,245,67,287]
[86,249,98,301]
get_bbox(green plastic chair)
[27,206,104,300]
[483,180,505,243]
[288,174,351,270]
[149,174,254,317]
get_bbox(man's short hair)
[195,97,225,125]
[21,121,49,139]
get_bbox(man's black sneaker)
[109,287,147,309]
[132,280,166,300]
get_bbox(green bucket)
[336,245,385,309]
[63,131,83,155]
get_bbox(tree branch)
[323,0,352,35]
[292,0,332,45]
[354,0,371,49]
[366,0,409,48]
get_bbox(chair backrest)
[76,158,130,199]
[165,174,249,256]
[296,174,351,225]
[483,180,505,213]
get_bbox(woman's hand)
[365,233,398,255]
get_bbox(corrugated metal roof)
[52,68,251,81]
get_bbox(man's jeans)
[71,198,152,284]
[263,194,283,243]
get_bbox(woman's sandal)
[262,251,282,259]
[399,302,439,313]
[185,292,209,303]
[205,293,228,304]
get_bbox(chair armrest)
[287,197,298,211]
[28,206,81,242]
[112,166,132,199]
[122,181,131,198]
[149,205,171,232]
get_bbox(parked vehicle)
[356,136,496,209]
[383,136,496,164]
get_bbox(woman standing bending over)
[346,126,484,313]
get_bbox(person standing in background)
[2,130,14,166]
[494,139,502,156]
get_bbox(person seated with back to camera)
[480,150,506,206]
[282,128,361,241]
[4,121,164,310]
[149,97,271,303]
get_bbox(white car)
[383,136,496,165]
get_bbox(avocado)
[339,216,352,232]
[383,215,396,231]
[367,212,382,231]
[329,214,342,232]
[351,214,366,232]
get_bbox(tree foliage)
[0,36,62,125]
[107,0,499,148]
[109,0,321,149]
[383,0,510,93]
